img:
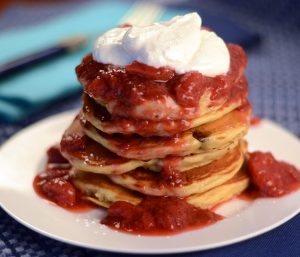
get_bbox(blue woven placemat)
[1,0,300,256]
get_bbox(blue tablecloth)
[0,0,300,256]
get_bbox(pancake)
[81,104,250,160]
[186,169,249,209]
[60,116,155,175]
[61,116,239,174]
[78,44,247,121]
[82,92,247,137]
[72,171,142,208]
[175,139,240,172]
[72,169,248,210]
[109,143,244,197]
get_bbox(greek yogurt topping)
[93,13,230,77]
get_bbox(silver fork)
[119,2,165,26]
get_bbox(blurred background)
[0,1,300,257]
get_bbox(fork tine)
[120,2,144,25]
[120,2,165,26]
[136,4,164,26]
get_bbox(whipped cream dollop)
[93,13,230,77]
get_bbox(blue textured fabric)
[0,0,300,257]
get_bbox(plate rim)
[1,201,300,255]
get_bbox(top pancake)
[82,79,248,137]
[77,44,247,122]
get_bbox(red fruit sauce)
[33,146,95,212]
[101,196,222,235]
[247,151,300,197]
[250,116,262,126]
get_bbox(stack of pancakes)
[60,44,251,210]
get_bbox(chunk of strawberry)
[85,77,108,99]
[60,134,87,153]
[173,72,204,107]
[248,152,300,197]
[44,166,70,179]
[125,61,175,81]
[42,178,76,207]
[47,145,68,164]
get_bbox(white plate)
[0,111,300,254]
